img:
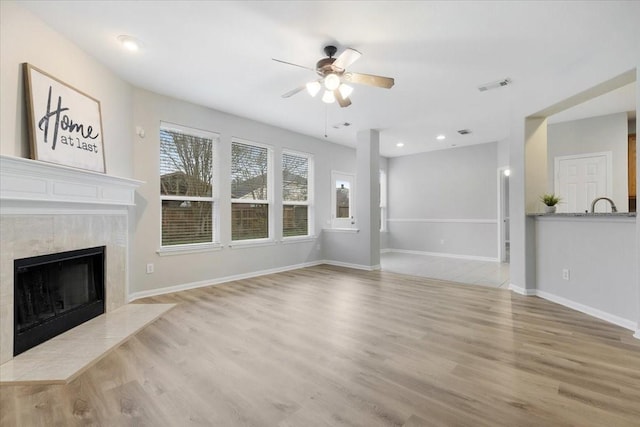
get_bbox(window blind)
[160,126,215,246]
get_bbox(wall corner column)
[356,129,380,269]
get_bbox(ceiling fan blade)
[272,58,315,72]
[332,48,362,71]
[282,86,306,98]
[334,89,352,108]
[344,72,395,89]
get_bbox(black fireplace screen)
[13,246,105,356]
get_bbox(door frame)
[497,166,510,263]
[331,170,356,229]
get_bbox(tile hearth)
[0,303,175,385]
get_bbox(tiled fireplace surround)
[0,155,142,365]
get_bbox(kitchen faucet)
[590,197,617,213]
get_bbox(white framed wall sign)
[23,63,106,173]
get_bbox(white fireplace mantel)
[0,154,143,209]
[0,154,144,366]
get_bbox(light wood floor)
[1,265,639,426]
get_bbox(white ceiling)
[19,1,638,157]
[547,82,636,124]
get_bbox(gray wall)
[547,113,629,211]
[0,1,133,178]
[131,88,358,294]
[507,31,639,330]
[535,217,638,326]
[387,142,499,259]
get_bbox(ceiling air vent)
[332,122,352,129]
[478,78,511,92]
[457,129,471,135]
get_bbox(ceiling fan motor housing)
[323,45,337,57]
[316,57,338,77]
[316,45,342,77]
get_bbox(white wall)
[547,113,628,211]
[497,138,510,169]
[386,142,499,260]
[0,1,133,178]
[131,88,357,295]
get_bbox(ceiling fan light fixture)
[322,90,336,104]
[324,73,341,91]
[306,81,321,97]
[338,84,353,99]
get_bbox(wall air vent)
[478,78,511,92]
[457,129,471,135]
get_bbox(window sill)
[228,239,276,249]
[157,242,223,256]
[323,228,360,233]
[281,235,317,244]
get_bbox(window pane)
[283,153,308,202]
[336,180,350,218]
[231,142,268,200]
[283,205,308,237]
[160,129,212,197]
[162,200,212,246]
[232,203,268,240]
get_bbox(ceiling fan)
[273,45,395,108]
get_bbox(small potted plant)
[540,193,561,213]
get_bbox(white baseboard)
[509,286,638,332]
[535,290,637,332]
[380,248,392,254]
[508,283,536,296]
[322,260,381,271]
[388,248,499,262]
[128,260,324,302]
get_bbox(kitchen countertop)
[528,212,636,218]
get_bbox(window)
[160,123,217,247]
[331,171,355,228]
[282,151,313,237]
[231,140,273,241]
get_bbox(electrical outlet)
[440,239,445,245]
[146,263,154,274]
[562,268,570,281]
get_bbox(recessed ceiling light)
[117,35,140,52]
[396,142,404,147]
[436,134,446,140]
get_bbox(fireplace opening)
[13,246,105,356]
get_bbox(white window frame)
[282,149,314,239]
[331,170,356,229]
[158,122,219,254]
[230,137,274,243]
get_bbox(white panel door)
[554,152,612,213]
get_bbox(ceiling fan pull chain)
[324,106,328,138]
